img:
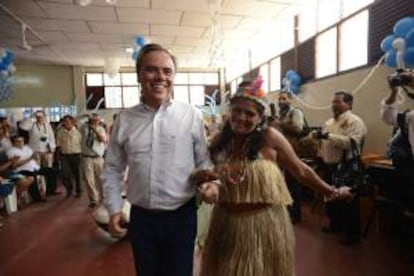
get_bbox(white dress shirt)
[381,99,414,155]
[102,100,212,214]
[319,110,367,164]
[28,122,56,153]
[7,146,40,172]
[0,137,12,154]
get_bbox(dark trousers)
[61,153,82,196]
[286,171,302,220]
[394,164,414,211]
[43,166,58,195]
[326,196,361,238]
[318,161,361,238]
[128,198,197,276]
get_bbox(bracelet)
[334,187,340,198]
[328,187,339,199]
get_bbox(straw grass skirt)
[201,204,295,276]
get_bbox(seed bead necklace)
[221,139,248,186]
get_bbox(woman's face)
[229,98,263,135]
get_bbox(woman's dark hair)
[209,101,266,161]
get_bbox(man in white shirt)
[29,110,56,167]
[8,135,43,201]
[313,91,367,244]
[102,43,218,276]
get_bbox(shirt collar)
[335,110,351,121]
[137,97,174,112]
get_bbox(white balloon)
[105,0,117,5]
[7,64,16,74]
[78,0,92,6]
[92,199,130,239]
[392,37,406,52]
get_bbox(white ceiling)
[0,0,301,69]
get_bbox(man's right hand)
[312,129,329,140]
[109,213,127,239]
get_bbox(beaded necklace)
[220,139,248,186]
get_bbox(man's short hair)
[279,91,292,98]
[62,115,75,123]
[135,43,177,74]
[334,91,353,107]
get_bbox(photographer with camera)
[381,69,414,211]
[28,111,56,166]
[28,110,57,195]
[80,113,107,208]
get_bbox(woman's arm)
[266,127,349,198]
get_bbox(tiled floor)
[0,193,413,276]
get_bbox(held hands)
[108,213,128,239]
[190,169,221,204]
[311,129,329,140]
[198,181,220,204]
[325,186,353,202]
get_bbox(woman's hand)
[325,186,353,202]
[198,181,220,204]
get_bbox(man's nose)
[154,68,167,79]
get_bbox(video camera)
[388,69,412,88]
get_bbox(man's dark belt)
[82,154,101,158]
[132,197,196,215]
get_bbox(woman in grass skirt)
[194,79,351,276]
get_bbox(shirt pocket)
[172,132,194,167]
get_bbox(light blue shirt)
[102,99,212,214]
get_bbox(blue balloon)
[404,47,414,67]
[0,62,7,71]
[291,84,300,95]
[380,34,395,52]
[132,51,139,60]
[405,29,414,48]
[385,50,397,67]
[286,70,296,79]
[135,36,146,47]
[393,17,414,37]
[290,73,301,86]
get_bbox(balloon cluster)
[0,49,15,75]
[381,17,414,68]
[0,48,16,101]
[281,70,302,94]
[131,35,147,60]
[202,89,220,116]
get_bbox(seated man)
[7,136,44,202]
